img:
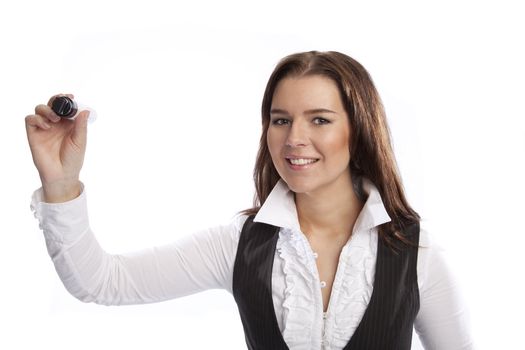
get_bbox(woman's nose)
[285,121,309,147]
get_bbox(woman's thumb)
[71,111,89,149]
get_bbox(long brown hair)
[244,51,419,243]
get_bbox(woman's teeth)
[288,158,318,165]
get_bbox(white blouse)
[31,180,473,349]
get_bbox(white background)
[1,0,524,349]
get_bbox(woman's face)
[267,75,352,195]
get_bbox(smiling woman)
[268,76,352,197]
[26,51,473,349]
[248,52,420,246]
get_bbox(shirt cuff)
[30,183,90,246]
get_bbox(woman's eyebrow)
[304,108,337,115]
[270,108,289,115]
[270,108,337,115]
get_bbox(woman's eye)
[272,118,290,125]
[313,117,330,125]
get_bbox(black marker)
[51,96,97,123]
[52,96,78,119]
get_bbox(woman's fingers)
[35,104,61,123]
[25,113,52,131]
[34,94,76,123]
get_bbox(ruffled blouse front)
[268,218,378,348]
[254,179,388,349]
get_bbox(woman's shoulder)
[418,220,443,250]
[417,221,447,266]
[229,213,250,239]
[416,220,458,291]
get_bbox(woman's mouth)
[287,158,319,165]
[285,158,320,169]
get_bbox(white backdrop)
[1,0,524,349]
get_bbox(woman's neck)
[295,175,363,240]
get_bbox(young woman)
[26,51,473,349]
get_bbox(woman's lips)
[285,157,320,169]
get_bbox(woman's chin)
[282,179,317,194]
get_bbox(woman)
[26,51,473,349]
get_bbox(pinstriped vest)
[232,216,420,350]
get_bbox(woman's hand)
[25,94,90,203]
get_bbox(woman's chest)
[270,229,378,348]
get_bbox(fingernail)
[43,122,51,129]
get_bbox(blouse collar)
[253,178,391,233]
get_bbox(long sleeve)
[414,229,475,349]
[30,186,244,306]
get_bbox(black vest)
[232,216,420,350]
